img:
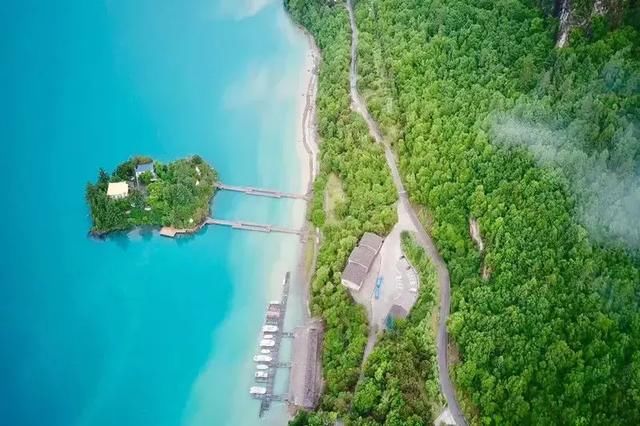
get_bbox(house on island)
[341,232,383,291]
[107,181,129,199]
[135,162,156,185]
[135,162,155,177]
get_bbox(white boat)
[250,386,267,395]
[261,349,271,354]
[253,355,272,362]
[255,371,268,378]
[256,364,269,370]
[260,339,275,347]
[263,334,274,339]
[269,300,280,305]
[262,325,278,333]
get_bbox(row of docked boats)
[249,300,283,397]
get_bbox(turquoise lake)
[0,1,309,425]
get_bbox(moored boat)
[260,339,275,347]
[250,386,267,395]
[253,355,272,362]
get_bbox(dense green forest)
[285,0,399,419]
[86,156,216,234]
[287,0,640,424]
[353,0,640,424]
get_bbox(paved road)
[346,1,467,424]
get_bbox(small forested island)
[86,155,217,235]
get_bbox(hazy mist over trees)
[492,116,640,248]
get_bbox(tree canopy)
[86,155,217,234]
[353,0,640,423]
[287,0,640,424]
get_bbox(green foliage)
[352,0,640,424]
[290,410,338,426]
[86,156,217,234]
[348,231,439,425]
[286,0,640,423]
[285,0,398,420]
[114,160,135,181]
[139,171,154,186]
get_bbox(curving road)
[346,1,467,424]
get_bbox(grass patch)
[323,173,346,224]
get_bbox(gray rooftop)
[349,246,376,269]
[135,162,154,175]
[388,304,408,319]
[360,232,383,253]
[342,262,368,290]
[290,320,323,409]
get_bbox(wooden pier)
[216,182,309,200]
[251,272,292,417]
[205,218,303,236]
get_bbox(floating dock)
[216,182,309,200]
[250,272,292,417]
[159,224,201,238]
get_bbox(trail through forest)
[346,1,467,424]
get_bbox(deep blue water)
[0,1,307,425]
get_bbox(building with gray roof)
[135,162,155,177]
[289,319,323,410]
[349,246,377,269]
[341,232,383,291]
[388,304,408,319]
[360,232,383,253]
[342,262,369,291]
[386,304,409,328]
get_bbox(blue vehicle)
[374,276,383,300]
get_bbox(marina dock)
[216,182,309,200]
[248,273,324,418]
[250,273,292,417]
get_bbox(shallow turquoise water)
[0,1,307,425]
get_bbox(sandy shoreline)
[293,28,320,322]
[296,32,320,195]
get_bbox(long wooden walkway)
[205,218,303,236]
[216,182,309,200]
[215,182,309,200]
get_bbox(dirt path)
[346,1,467,424]
[300,34,321,194]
